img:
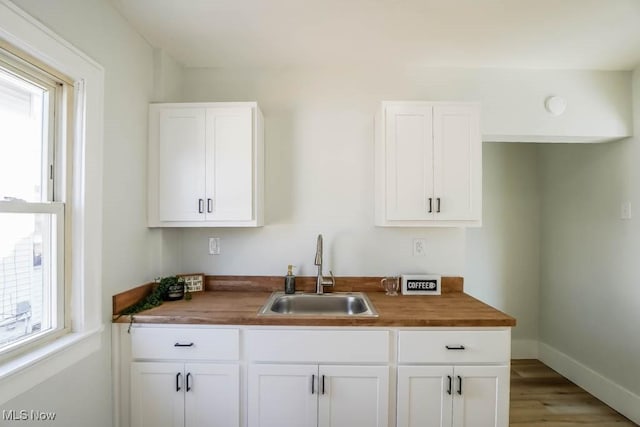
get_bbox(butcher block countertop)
[112,276,516,327]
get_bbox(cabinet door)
[433,105,481,221]
[205,107,253,221]
[318,365,389,427]
[385,104,435,220]
[397,366,453,427]
[158,108,206,222]
[452,365,509,427]
[131,362,185,427]
[184,363,239,427]
[248,364,318,427]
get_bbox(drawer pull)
[174,342,194,347]
[445,345,465,350]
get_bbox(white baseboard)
[539,342,640,425]
[511,339,539,359]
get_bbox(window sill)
[0,325,104,404]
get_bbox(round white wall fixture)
[545,95,567,116]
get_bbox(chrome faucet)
[314,234,335,294]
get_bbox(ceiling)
[111,0,640,70]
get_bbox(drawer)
[131,327,239,361]
[398,329,510,364]
[246,329,390,363]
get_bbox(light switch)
[413,238,426,256]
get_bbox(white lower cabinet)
[247,364,317,427]
[319,365,389,427]
[131,362,184,427]
[127,326,241,427]
[120,326,511,427]
[131,362,239,427]
[396,329,511,427]
[248,364,389,427]
[451,365,509,427]
[397,365,509,427]
[397,366,453,427]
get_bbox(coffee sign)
[401,274,441,295]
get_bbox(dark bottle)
[284,264,296,294]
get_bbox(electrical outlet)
[208,237,221,255]
[621,202,632,220]
[413,238,426,256]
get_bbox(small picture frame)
[401,274,441,295]
[178,273,205,292]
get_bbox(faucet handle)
[327,270,335,287]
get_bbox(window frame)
[0,0,105,405]
[0,47,70,360]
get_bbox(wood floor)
[510,360,637,426]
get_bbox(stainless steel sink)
[258,292,378,317]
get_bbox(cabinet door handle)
[311,374,315,394]
[457,375,462,395]
[321,375,326,395]
[428,197,433,213]
[186,373,192,392]
[207,198,213,213]
[174,342,194,347]
[447,375,452,395]
[436,197,441,213]
[176,372,182,392]
[445,345,465,350]
[198,199,204,213]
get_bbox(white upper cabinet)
[433,105,481,222]
[375,102,482,227]
[148,102,264,227]
[383,104,435,221]
[157,107,206,223]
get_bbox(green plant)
[118,276,183,331]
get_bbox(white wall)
[1,1,167,426]
[149,48,185,275]
[536,70,640,423]
[466,143,540,356]
[152,48,184,103]
[180,67,481,277]
[178,66,628,273]
[176,67,630,356]
[183,66,631,140]
[474,69,631,142]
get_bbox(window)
[0,1,104,404]
[0,48,68,358]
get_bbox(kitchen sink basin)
[258,292,378,317]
